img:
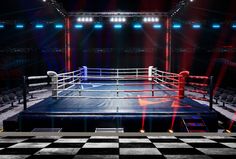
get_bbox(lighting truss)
[46,0,67,17]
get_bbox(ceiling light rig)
[110,17,126,23]
[77,17,93,23]
[170,0,194,17]
[143,17,159,23]
[45,0,67,17]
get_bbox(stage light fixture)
[77,17,93,23]
[133,24,142,29]
[16,24,24,29]
[192,24,201,29]
[42,0,47,2]
[113,24,122,29]
[94,24,103,29]
[153,24,162,29]
[110,17,126,23]
[232,24,236,29]
[0,24,4,29]
[35,24,44,29]
[212,24,221,29]
[168,129,174,133]
[190,0,194,2]
[224,129,231,133]
[172,23,181,29]
[55,24,64,29]
[143,17,159,23]
[140,129,145,133]
[74,24,83,29]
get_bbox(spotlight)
[0,24,4,29]
[113,24,122,29]
[94,24,103,29]
[16,24,24,29]
[232,24,236,29]
[133,24,142,29]
[190,0,194,2]
[77,17,93,23]
[42,0,47,2]
[192,23,201,29]
[74,24,83,29]
[212,24,221,29]
[143,17,159,23]
[168,129,174,133]
[153,24,162,29]
[35,24,44,29]
[143,18,147,22]
[140,129,145,133]
[224,129,231,133]
[55,24,64,29]
[110,17,126,23]
[172,23,181,29]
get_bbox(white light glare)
[143,17,159,23]
[110,17,126,23]
[77,17,93,23]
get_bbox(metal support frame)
[166,17,172,72]
[23,76,27,110]
[209,76,214,111]
[65,17,71,72]
[48,0,190,75]
[68,12,168,17]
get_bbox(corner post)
[47,71,58,99]
[178,71,190,99]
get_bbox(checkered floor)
[0,136,236,159]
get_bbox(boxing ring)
[6,67,218,132]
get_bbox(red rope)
[188,82,208,87]
[185,89,208,94]
[188,76,209,80]
[187,96,209,101]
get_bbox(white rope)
[28,89,48,94]
[54,88,180,92]
[56,82,162,86]
[28,76,48,80]
[88,68,149,70]
[53,95,179,99]
[28,82,48,87]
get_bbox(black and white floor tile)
[0,136,236,159]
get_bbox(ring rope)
[87,68,149,71]
[188,82,208,87]
[53,82,181,86]
[28,82,48,87]
[188,76,209,80]
[186,95,209,101]
[24,67,212,103]
[185,89,208,94]
[53,95,179,99]
[28,76,48,80]
[55,88,181,92]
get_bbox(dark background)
[0,0,235,89]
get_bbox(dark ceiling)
[0,0,60,20]
[0,0,235,21]
[55,0,179,12]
